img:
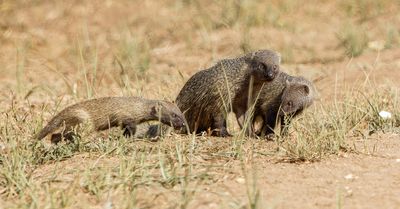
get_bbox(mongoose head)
[151,101,186,129]
[248,49,281,81]
[279,77,315,117]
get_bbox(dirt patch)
[1,0,400,208]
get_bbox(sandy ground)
[1,0,400,208]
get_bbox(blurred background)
[0,0,399,103]
[1,2,400,208]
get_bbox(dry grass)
[1,0,400,208]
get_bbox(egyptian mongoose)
[36,97,186,143]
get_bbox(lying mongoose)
[251,72,316,137]
[175,49,281,137]
[36,97,186,143]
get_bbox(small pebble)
[235,177,245,184]
[103,201,113,209]
[379,111,392,119]
[344,174,357,180]
[344,186,353,197]
[368,40,385,51]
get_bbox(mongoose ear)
[302,84,310,95]
[250,58,263,70]
[151,106,157,116]
[152,101,163,116]
[293,84,310,96]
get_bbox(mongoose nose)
[175,120,185,128]
[266,71,274,79]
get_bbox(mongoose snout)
[169,114,185,128]
[265,64,279,80]
[249,50,281,81]
[153,101,186,129]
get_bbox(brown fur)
[175,49,281,137]
[251,72,316,137]
[36,97,185,143]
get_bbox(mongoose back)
[252,72,316,137]
[36,97,185,143]
[176,49,281,137]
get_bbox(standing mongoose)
[176,49,281,137]
[251,72,316,137]
[36,97,186,143]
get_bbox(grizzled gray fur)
[176,49,281,137]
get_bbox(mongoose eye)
[273,65,278,70]
[172,113,177,118]
[258,63,266,71]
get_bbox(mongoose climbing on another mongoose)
[176,49,281,137]
[36,97,186,143]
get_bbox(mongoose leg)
[262,115,290,141]
[263,112,278,137]
[50,131,78,144]
[145,124,163,138]
[235,108,256,137]
[122,119,137,137]
[211,114,231,137]
[234,104,247,129]
[211,126,231,137]
[238,114,256,137]
[244,112,256,137]
[263,124,275,136]
[236,114,245,129]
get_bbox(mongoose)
[251,72,316,137]
[36,97,186,143]
[142,71,314,139]
[175,49,281,137]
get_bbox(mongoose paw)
[248,132,258,138]
[211,129,232,137]
[50,132,77,144]
[242,127,257,138]
[123,129,133,138]
[264,133,275,141]
[122,124,137,138]
[148,136,161,142]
